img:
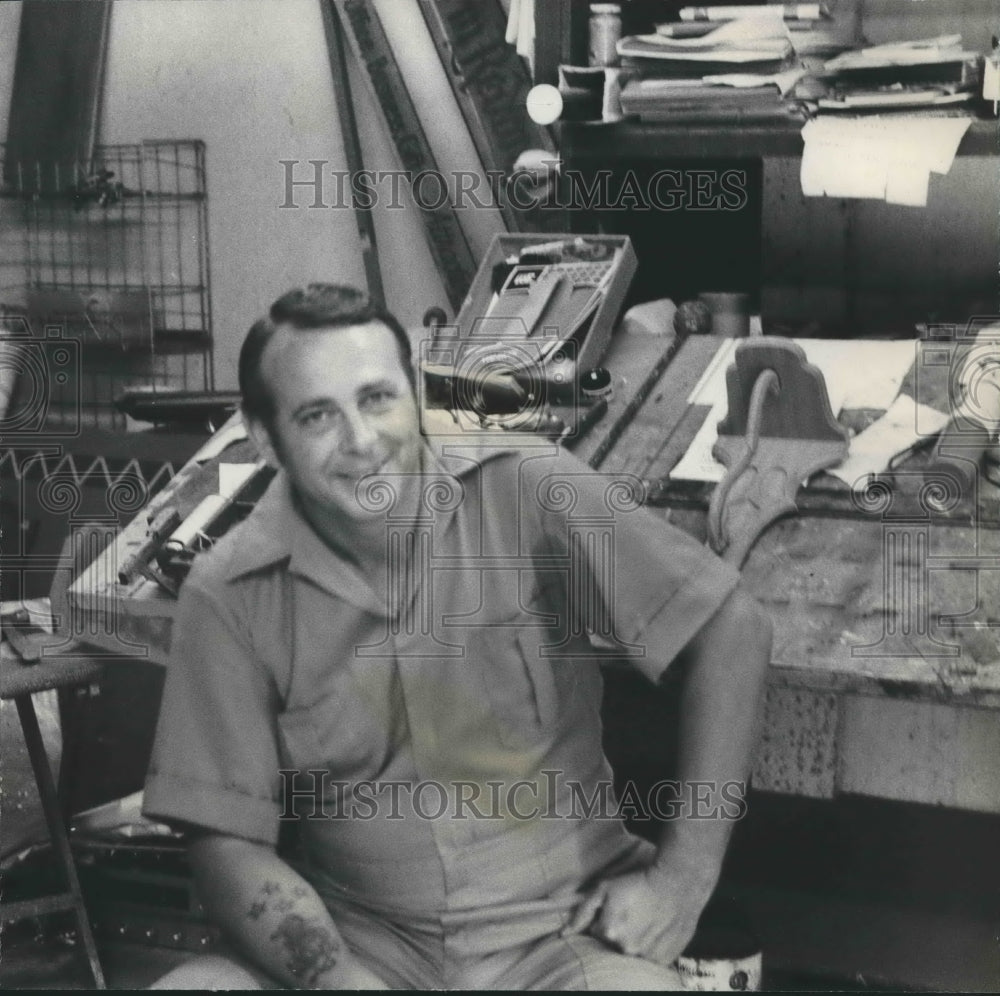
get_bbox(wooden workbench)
[66,328,1000,812]
[580,330,1000,811]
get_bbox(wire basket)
[0,141,214,431]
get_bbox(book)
[659,18,836,37]
[619,76,804,125]
[620,79,785,108]
[679,4,830,21]
[817,87,976,112]
[634,104,806,124]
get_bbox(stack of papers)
[618,17,796,77]
[817,36,982,112]
[657,4,847,59]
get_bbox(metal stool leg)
[15,694,106,989]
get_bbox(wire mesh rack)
[0,141,214,431]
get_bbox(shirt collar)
[221,440,492,591]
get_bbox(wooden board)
[418,0,555,234]
[4,0,112,190]
[332,0,477,311]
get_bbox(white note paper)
[800,116,973,207]
[671,338,919,483]
[829,395,950,487]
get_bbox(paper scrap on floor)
[828,394,949,487]
[800,116,973,207]
[671,337,917,482]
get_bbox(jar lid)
[590,3,621,13]
[580,367,613,399]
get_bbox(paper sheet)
[670,400,731,482]
[829,395,950,487]
[703,69,806,94]
[219,462,261,499]
[194,417,248,462]
[649,16,790,48]
[800,116,973,207]
[794,338,916,410]
[671,337,918,483]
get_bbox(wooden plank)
[418,0,554,234]
[631,335,721,480]
[838,696,1000,813]
[557,118,997,165]
[318,0,385,307]
[751,686,839,799]
[332,0,477,311]
[3,0,112,191]
[569,331,681,472]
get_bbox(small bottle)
[588,3,622,67]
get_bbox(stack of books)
[619,74,805,124]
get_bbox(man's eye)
[362,390,396,411]
[297,409,334,429]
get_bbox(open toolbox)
[421,234,637,429]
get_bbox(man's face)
[251,321,422,519]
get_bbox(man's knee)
[147,952,272,990]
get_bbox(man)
[144,283,772,989]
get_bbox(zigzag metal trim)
[0,449,177,493]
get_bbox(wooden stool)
[1,654,107,989]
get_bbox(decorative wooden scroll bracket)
[708,338,850,567]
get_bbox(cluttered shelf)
[541,4,999,162]
[557,113,997,161]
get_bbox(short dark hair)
[239,284,415,425]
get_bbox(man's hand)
[561,861,713,968]
[561,587,771,969]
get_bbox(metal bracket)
[708,338,849,567]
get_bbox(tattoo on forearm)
[245,880,292,920]
[246,880,282,921]
[271,913,340,985]
[244,881,341,985]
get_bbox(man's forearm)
[657,587,772,892]
[189,834,384,989]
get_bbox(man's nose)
[339,407,378,453]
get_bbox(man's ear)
[245,414,280,468]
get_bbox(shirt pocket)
[276,687,377,782]
[472,616,559,749]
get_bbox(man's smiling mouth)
[334,457,393,479]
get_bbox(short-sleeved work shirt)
[143,443,740,915]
